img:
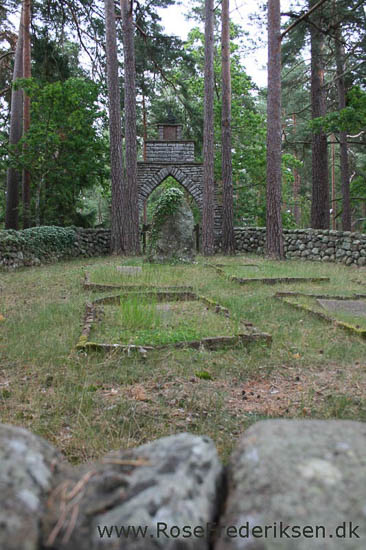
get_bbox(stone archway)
[137,119,222,235]
[137,163,203,215]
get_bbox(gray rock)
[215,420,366,550]
[44,433,223,550]
[0,424,62,550]
[149,199,196,263]
[317,298,366,317]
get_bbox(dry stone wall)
[1,420,366,550]
[233,227,366,266]
[0,227,110,270]
[1,226,366,270]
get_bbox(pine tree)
[22,0,31,228]
[266,0,284,259]
[309,0,330,229]
[334,16,351,230]
[221,0,235,254]
[5,10,23,230]
[121,0,140,254]
[104,0,125,253]
[202,0,215,256]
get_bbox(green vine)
[0,226,76,256]
[149,187,184,248]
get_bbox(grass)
[0,254,365,464]
[93,298,240,346]
[90,262,199,287]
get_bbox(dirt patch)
[97,362,366,421]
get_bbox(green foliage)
[195,370,213,380]
[32,32,82,83]
[172,25,267,226]
[0,226,76,256]
[310,86,366,134]
[4,77,108,226]
[149,187,184,246]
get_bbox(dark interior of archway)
[143,176,201,226]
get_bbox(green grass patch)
[91,298,240,346]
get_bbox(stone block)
[0,424,62,550]
[44,434,223,550]
[215,420,366,550]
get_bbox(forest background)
[0,0,365,237]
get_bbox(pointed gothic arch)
[137,122,222,235]
[138,165,203,214]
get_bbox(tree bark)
[202,0,215,256]
[334,25,351,231]
[142,93,147,162]
[5,10,23,230]
[331,133,337,229]
[104,0,125,254]
[22,0,31,228]
[266,0,284,259]
[221,0,235,255]
[292,114,301,226]
[121,0,140,254]
[310,0,329,229]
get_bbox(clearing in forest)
[0,254,365,462]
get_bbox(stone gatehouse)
[137,119,222,234]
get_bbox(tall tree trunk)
[5,10,24,230]
[266,0,284,259]
[142,93,147,162]
[22,0,31,228]
[104,0,125,254]
[121,0,140,254]
[142,93,147,225]
[310,1,329,229]
[221,0,235,255]
[292,114,301,226]
[330,134,337,229]
[334,25,351,231]
[202,0,215,256]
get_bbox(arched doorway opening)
[141,175,201,253]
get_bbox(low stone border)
[275,291,366,340]
[76,291,271,354]
[206,264,330,285]
[83,272,194,292]
[275,291,366,300]
[214,263,260,268]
